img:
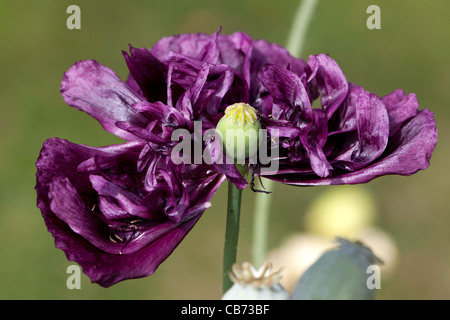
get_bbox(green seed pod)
[216,103,262,164]
[292,237,383,300]
[222,261,291,300]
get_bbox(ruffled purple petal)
[60,60,147,141]
[122,46,167,103]
[151,32,219,61]
[381,88,419,132]
[159,51,249,117]
[251,39,306,76]
[300,108,332,177]
[306,54,348,119]
[36,138,225,287]
[218,31,253,85]
[332,85,390,170]
[62,215,201,288]
[258,64,312,126]
[263,109,437,185]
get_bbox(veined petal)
[263,109,437,185]
[300,135,333,178]
[66,215,201,288]
[258,64,312,126]
[330,85,390,170]
[252,39,306,76]
[60,60,147,141]
[306,54,348,119]
[89,175,164,220]
[151,32,219,61]
[221,31,253,85]
[352,86,389,168]
[48,177,130,255]
[382,89,419,131]
[123,45,167,103]
[36,138,226,287]
[195,27,221,64]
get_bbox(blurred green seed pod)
[222,261,291,300]
[292,237,383,300]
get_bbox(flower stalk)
[252,178,273,268]
[223,181,243,293]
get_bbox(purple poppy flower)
[36,29,436,287]
[36,30,301,286]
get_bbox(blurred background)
[0,0,449,299]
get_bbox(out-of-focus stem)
[286,0,320,57]
[251,0,320,268]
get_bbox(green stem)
[251,0,319,268]
[286,0,320,57]
[252,178,274,268]
[223,181,243,293]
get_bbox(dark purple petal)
[203,68,236,114]
[300,135,333,177]
[174,62,209,121]
[266,123,301,139]
[151,32,218,61]
[160,51,249,117]
[114,101,190,145]
[258,64,312,126]
[48,177,131,255]
[89,175,164,221]
[62,214,201,288]
[263,109,437,185]
[132,101,187,127]
[125,74,145,99]
[218,31,253,85]
[123,46,167,103]
[300,108,332,177]
[195,28,221,64]
[306,54,348,119]
[328,83,358,135]
[60,60,147,141]
[214,163,248,189]
[36,138,226,287]
[332,85,390,170]
[309,108,328,148]
[151,30,253,80]
[251,39,306,76]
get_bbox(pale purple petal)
[381,89,419,131]
[60,60,147,141]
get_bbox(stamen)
[113,233,124,242]
[109,235,118,243]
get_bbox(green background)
[1,0,449,299]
